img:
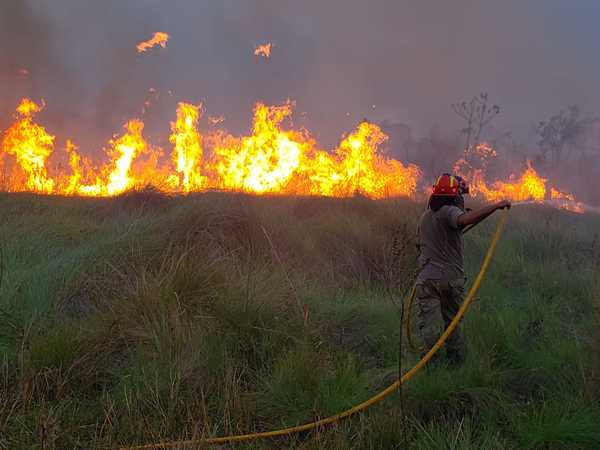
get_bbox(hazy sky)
[1,0,599,150]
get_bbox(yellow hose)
[120,210,508,450]
[402,284,420,352]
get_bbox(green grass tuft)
[0,193,598,449]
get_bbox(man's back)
[417,205,464,282]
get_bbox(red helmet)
[432,173,469,196]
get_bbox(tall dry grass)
[0,191,599,449]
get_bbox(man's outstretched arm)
[457,200,511,228]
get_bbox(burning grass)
[0,193,599,449]
[1,99,587,214]
[0,99,421,200]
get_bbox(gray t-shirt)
[416,205,465,282]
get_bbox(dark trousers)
[415,278,466,362]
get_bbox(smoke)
[4,1,600,137]
[1,0,599,200]
[0,0,79,128]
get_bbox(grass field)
[1,191,599,450]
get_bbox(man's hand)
[496,200,511,210]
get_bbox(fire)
[212,103,306,193]
[254,43,272,58]
[210,103,420,197]
[475,163,546,203]
[64,120,149,196]
[1,99,55,193]
[208,115,225,126]
[0,99,420,199]
[105,120,148,195]
[16,98,43,116]
[0,98,586,213]
[456,143,546,203]
[453,143,497,179]
[451,142,585,212]
[550,188,585,213]
[170,103,205,192]
[64,140,82,195]
[319,121,421,198]
[137,32,169,53]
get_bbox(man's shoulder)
[439,204,462,213]
[439,205,464,229]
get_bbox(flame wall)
[0,98,586,214]
[0,99,421,199]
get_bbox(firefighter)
[416,173,510,365]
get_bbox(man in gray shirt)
[416,173,510,365]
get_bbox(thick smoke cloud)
[2,0,600,154]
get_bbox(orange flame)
[550,188,585,213]
[170,103,205,192]
[455,143,550,204]
[254,43,272,58]
[67,120,149,196]
[0,99,585,213]
[2,98,412,198]
[208,115,225,126]
[105,120,148,195]
[209,103,420,197]
[1,99,55,193]
[453,143,497,179]
[64,140,82,195]
[473,163,546,203]
[137,32,169,53]
[318,121,421,198]
[453,144,585,212]
[212,102,306,193]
